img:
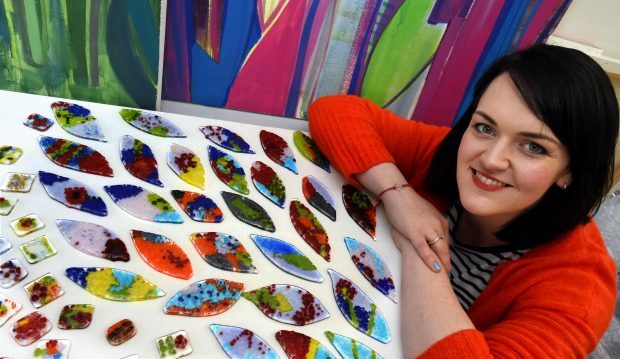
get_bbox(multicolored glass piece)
[210,324,278,359]
[24,273,65,308]
[250,234,322,283]
[104,184,183,223]
[10,214,45,237]
[106,319,136,345]
[51,101,106,142]
[344,237,397,302]
[290,200,331,261]
[120,109,187,137]
[65,267,165,301]
[24,113,54,131]
[302,176,336,221]
[293,131,330,172]
[251,161,286,208]
[200,125,255,154]
[57,304,94,329]
[0,196,18,215]
[20,235,58,264]
[276,330,336,359]
[208,146,249,194]
[0,145,23,164]
[120,135,163,187]
[0,259,27,288]
[190,232,257,273]
[0,237,12,254]
[167,143,205,189]
[39,171,108,216]
[171,190,223,223]
[56,219,130,262]
[0,294,22,327]
[157,330,193,358]
[260,130,298,174]
[164,278,244,317]
[33,339,71,358]
[325,331,383,359]
[10,311,52,346]
[221,191,275,232]
[241,284,330,325]
[1,172,35,192]
[342,184,376,239]
[328,269,391,343]
[38,136,114,176]
[130,230,193,280]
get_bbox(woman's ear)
[556,171,572,189]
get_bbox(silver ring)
[426,235,444,247]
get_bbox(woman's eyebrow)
[474,111,560,145]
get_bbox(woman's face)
[456,73,571,227]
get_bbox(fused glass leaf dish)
[342,184,376,239]
[0,294,22,327]
[24,273,65,308]
[190,232,257,273]
[156,330,192,358]
[0,145,23,164]
[106,319,136,345]
[200,125,255,154]
[344,237,397,302]
[241,284,330,325]
[10,214,45,237]
[33,338,71,358]
[327,269,391,343]
[1,172,35,192]
[39,170,108,216]
[65,267,165,301]
[119,108,187,137]
[38,136,114,177]
[292,131,330,172]
[0,196,18,215]
[208,145,249,194]
[20,235,58,264]
[104,184,183,223]
[56,219,130,262]
[51,101,106,142]
[251,161,286,208]
[171,190,223,223]
[0,237,11,254]
[164,278,244,317]
[167,143,205,189]
[250,234,322,283]
[130,230,193,280]
[120,135,163,187]
[10,311,52,346]
[0,259,28,288]
[24,113,54,131]
[259,130,298,174]
[276,330,336,359]
[58,304,94,329]
[210,324,278,359]
[302,175,336,221]
[325,331,384,359]
[221,191,275,232]
[289,200,331,261]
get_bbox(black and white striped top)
[446,206,529,310]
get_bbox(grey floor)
[591,192,620,358]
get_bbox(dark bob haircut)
[424,44,619,247]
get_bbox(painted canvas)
[162,0,570,124]
[0,0,160,109]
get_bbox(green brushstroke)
[276,252,317,271]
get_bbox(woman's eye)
[523,142,547,155]
[474,123,494,135]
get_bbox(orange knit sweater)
[308,95,616,358]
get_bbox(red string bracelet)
[375,183,412,204]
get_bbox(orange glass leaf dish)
[130,230,193,279]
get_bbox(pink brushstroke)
[412,0,504,126]
[341,1,378,92]
[226,0,307,116]
[518,0,565,47]
[163,1,190,101]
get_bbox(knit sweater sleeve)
[307,95,450,187]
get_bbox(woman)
[308,44,618,358]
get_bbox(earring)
[561,184,568,190]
